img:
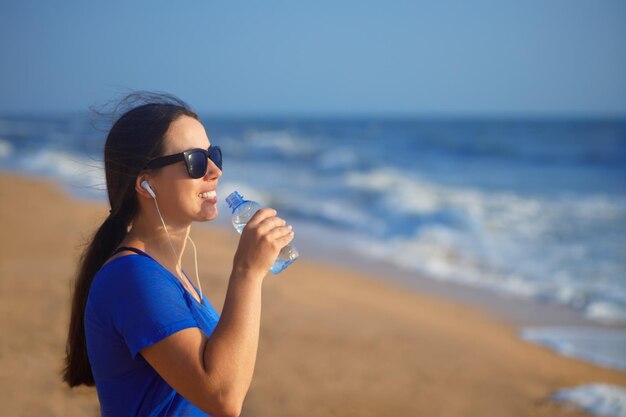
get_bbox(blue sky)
[1,0,625,116]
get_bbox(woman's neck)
[122,216,191,276]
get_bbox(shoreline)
[1,171,625,417]
[289,232,607,328]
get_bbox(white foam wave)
[289,198,385,232]
[346,168,448,213]
[553,384,626,417]
[0,139,13,158]
[351,231,543,295]
[2,149,106,198]
[346,168,623,232]
[315,148,359,169]
[243,129,315,157]
[587,303,626,323]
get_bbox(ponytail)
[63,212,130,386]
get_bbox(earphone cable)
[186,235,203,298]
[152,197,203,301]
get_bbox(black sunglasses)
[145,146,222,178]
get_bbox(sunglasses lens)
[209,146,222,171]
[187,151,208,179]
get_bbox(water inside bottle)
[270,257,296,274]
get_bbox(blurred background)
[1,1,625,414]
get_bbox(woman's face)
[148,115,222,226]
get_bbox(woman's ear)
[135,175,156,199]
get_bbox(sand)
[1,172,625,417]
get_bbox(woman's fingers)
[246,208,277,227]
[254,216,287,236]
[245,208,289,238]
[273,227,295,248]
[266,224,293,241]
[253,221,292,252]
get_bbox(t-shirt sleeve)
[103,257,199,359]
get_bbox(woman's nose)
[204,159,222,180]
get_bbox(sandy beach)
[1,172,625,417]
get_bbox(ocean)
[1,114,625,373]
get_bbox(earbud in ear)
[141,180,156,198]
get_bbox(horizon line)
[1,109,626,121]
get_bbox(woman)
[63,92,294,417]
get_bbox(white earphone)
[141,180,156,198]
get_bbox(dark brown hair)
[63,92,198,387]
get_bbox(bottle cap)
[226,191,246,211]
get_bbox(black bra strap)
[111,246,153,260]
[109,246,201,302]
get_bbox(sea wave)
[343,168,626,322]
[552,384,626,417]
[0,148,105,199]
[217,167,626,323]
[242,129,317,158]
[0,138,13,158]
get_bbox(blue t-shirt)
[84,251,221,417]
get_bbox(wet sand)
[1,172,624,417]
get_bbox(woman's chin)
[197,207,218,222]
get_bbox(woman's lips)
[198,190,218,204]
[198,190,217,199]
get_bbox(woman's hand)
[232,208,294,280]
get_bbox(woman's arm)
[141,208,294,417]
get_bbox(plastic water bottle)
[226,191,299,274]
